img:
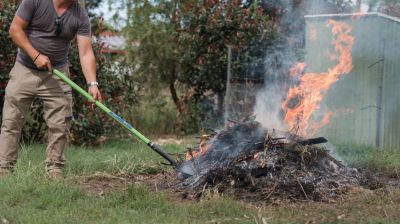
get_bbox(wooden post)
[224,45,233,123]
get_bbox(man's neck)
[53,0,74,9]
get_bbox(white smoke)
[254,84,286,131]
[253,0,350,132]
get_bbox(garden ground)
[0,140,399,224]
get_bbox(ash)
[179,120,379,201]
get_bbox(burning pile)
[173,20,376,202]
[179,119,375,201]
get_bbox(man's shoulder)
[71,2,89,17]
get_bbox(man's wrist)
[88,81,98,87]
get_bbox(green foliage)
[375,0,400,17]
[178,98,203,134]
[68,43,139,145]
[0,1,139,145]
[126,90,180,135]
[0,1,18,111]
[334,143,400,177]
[124,0,178,93]
[175,1,273,97]
[124,0,275,133]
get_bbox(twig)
[265,182,278,199]
[227,119,240,124]
[297,178,311,201]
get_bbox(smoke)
[253,1,305,132]
[253,41,296,131]
[253,0,351,133]
[254,84,286,131]
[323,142,347,165]
[180,121,267,183]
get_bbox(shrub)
[0,1,18,110]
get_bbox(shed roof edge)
[305,12,400,23]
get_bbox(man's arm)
[9,15,52,71]
[76,35,102,102]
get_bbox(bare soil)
[76,170,400,205]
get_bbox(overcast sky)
[92,1,127,30]
[92,1,371,30]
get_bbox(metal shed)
[305,13,400,148]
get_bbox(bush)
[0,1,139,145]
[0,1,18,111]
[126,90,179,136]
[67,43,139,145]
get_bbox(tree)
[173,1,273,112]
[124,0,181,109]
[370,0,400,17]
[122,0,274,131]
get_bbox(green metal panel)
[305,13,400,148]
[380,16,400,149]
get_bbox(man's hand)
[88,85,102,102]
[34,54,52,72]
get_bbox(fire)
[282,20,354,137]
[289,62,306,78]
[351,12,366,20]
[309,112,333,136]
[185,135,210,160]
[308,25,318,41]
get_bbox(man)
[0,0,102,178]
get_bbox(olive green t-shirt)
[16,0,91,69]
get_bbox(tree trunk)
[169,80,180,110]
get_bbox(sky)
[92,1,371,31]
[92,1,127,30]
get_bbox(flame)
[309,107,355,136]
[309,112,333,136]
[185,135,211,160]
[308,25,318,41]
[289,63,306,78]
[282,20,354,137]
[351,12,366,20]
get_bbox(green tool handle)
[52,69,178,167]
[53,69,151,144]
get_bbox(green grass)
[0,141,255,224]
[334,143,400,177]
[0,140,399,224]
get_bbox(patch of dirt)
[154,137,184,145]
[75,169,399,206]
[75,172,186,201]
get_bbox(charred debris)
[176,118,380,202]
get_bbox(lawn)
[0,140,399,224]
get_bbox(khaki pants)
[0,62,73,172]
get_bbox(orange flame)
[351,12,366,20]
[289,63,306,78]
[308,25,318,41]
[309,112,333,136]
[185,135,210,160]
[282,20,354,137]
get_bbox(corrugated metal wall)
[381,15,400,149]
[305,13,400,149]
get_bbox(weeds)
[334,143,400,177]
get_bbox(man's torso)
[16,0,91,69]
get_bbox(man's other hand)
[88,85,102,102]
[34,54,52,73]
